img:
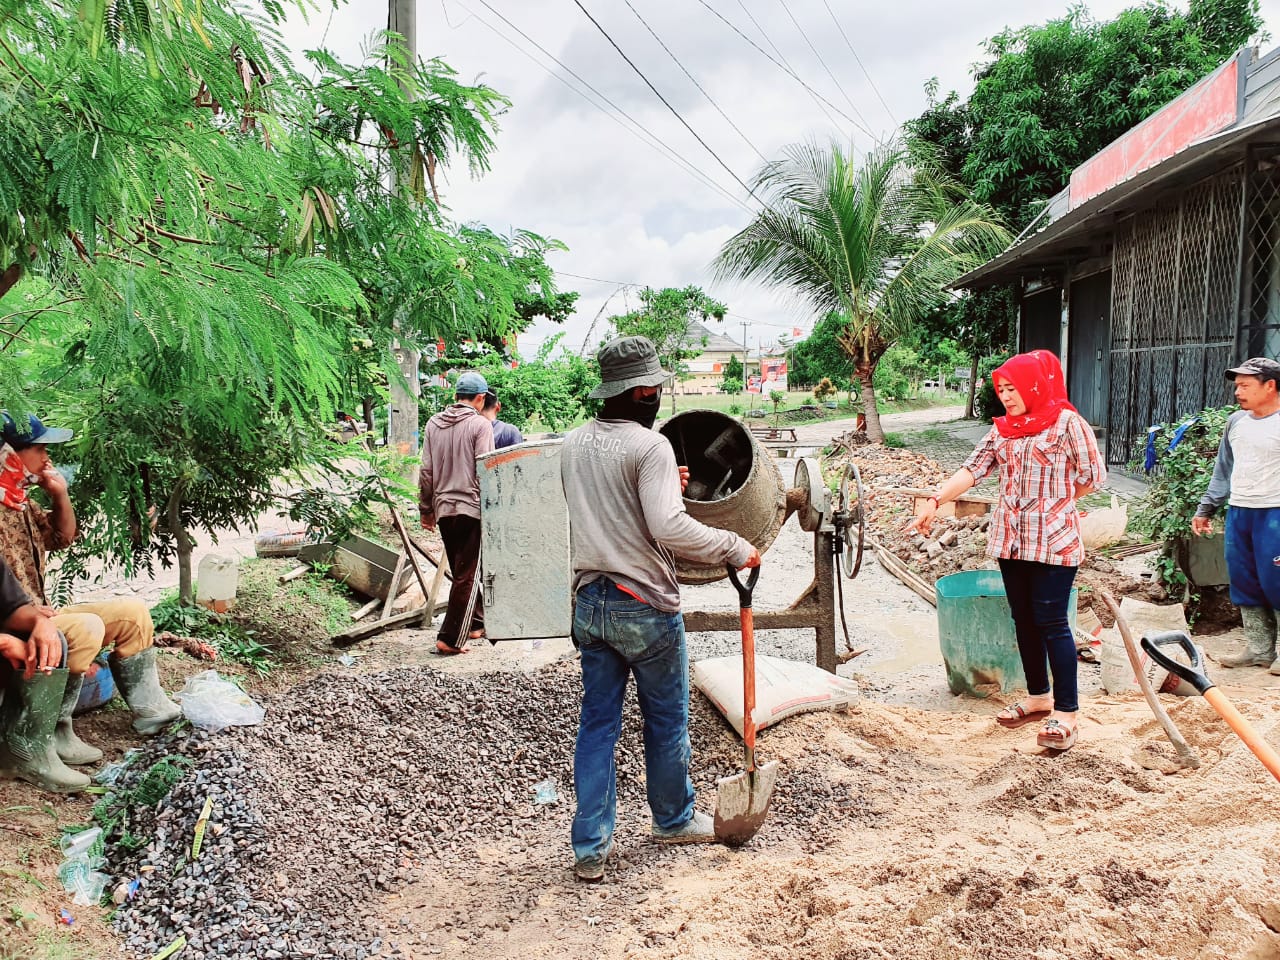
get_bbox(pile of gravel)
[105,662,874,958]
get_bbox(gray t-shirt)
[560,418,753,613]
[1196,409,1280,516]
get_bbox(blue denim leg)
[571,580,628,865]
[570,578,695,864]
[999,558,1079,712]
[1227,507,1280,609]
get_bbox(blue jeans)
[571,577,695,865]
[1225,507,1280,609]
[998,559,1079,713]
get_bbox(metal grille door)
[1107,168,1243,465]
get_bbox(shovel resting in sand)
[714,563,780,846]
[1141,631,1280,784]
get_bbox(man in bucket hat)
[559,335,760,882]
[419,371,495,654]
[1192,357,1280,669]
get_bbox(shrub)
[975,351,1012,421]
[813,377,837,402]
[1130,405,1235,590]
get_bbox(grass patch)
[229,558,355,656]
[882,432,907,448]
[151,595,273,676]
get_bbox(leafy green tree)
[608,285,727,414]
[472,335,595,430]
[722,353,744,389]
[908,0,1263,229]
[788,311,856,390]
[0,1,550,601]
[713,140,1009,441]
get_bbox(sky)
[279,0,1280,360]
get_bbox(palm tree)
[713,140,1009,441]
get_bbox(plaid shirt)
[963,410,1107,567]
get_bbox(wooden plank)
[422,549,450,628]
[330,601,448,647]
[278,565,310,584]
[870,538,937,607]
[380,552,407,620]
[351,597,382,622]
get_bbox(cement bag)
[1100,597,1189,695]
[692,654,860,738]
[1079,496,1128,550]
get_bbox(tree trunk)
[965,355,979,419]
[166,486,196,606]
[362,395,377,444]
[855,366,884,442]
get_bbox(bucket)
[935,570,1079,698]
[658,410,786,584]
[73,651,115,715]
[196,554,239,613]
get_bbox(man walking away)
[481,389,524,450]
[420,371,495,654]
[561,335,760,883]
[1192,357,1280,669]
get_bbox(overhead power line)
[620,0,768,164]
[819,0,896,126]
[569,0,758,201]
[733,0,840,132]
[773,0,873,135]
[464,0,754,213]
[694,0,872,140]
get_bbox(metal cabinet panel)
[477,440,571,640]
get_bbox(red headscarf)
[991,351,1076,439]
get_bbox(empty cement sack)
[692,654,860,738]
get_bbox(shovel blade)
[713,760,780,847]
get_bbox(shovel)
[714,563,780,846]
[1141,631,1280,783]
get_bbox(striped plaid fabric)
[963,410,1107,567]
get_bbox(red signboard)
[1069,56,1241,210]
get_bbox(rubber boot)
[1220,606,1278,668]
[109,648,181,735]
[0,669,91,793]
[54,674,103,766]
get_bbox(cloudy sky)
[280,0,1280,359]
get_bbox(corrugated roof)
[684,320,747,354]
[956,44,1280,289]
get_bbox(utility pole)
[740,320,749,394]
[387,0,420,457]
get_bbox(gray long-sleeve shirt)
[1195,409,1280,517]
[560,418,754,613]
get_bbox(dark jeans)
[437,515,484,646]
[998,558,1079,713]
[570,577,695,865]
[1225,506,1280,609]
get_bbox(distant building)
[674,321,754,394]
[957,44,1280,465]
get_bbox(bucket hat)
[589,336,671,400]
[1,412,73,448]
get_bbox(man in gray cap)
[1193,357,1280,669]
[420,371,495,654]
[560,335,760,883]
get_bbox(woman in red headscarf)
[909,351,1106,751]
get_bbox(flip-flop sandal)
[435,640,470,656]
[996,702,1052,728]
[1036,718,1078,751]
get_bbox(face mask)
[602,387,662,429]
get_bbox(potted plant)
[1130,405,1236,594]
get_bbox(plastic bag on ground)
[174,670,265,732]
[692,654,860,738]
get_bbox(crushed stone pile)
[104,663,866,959]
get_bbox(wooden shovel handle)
[1203,688,1280,784]
[741,605,757,769]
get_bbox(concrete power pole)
[387,0,420,457]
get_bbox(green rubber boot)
[0,669,91,793]
[54,674,103,766]
[109,648,181,735]
[1220,606,1278,668]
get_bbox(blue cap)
[454,371,489,396]
[1,412,73,449]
